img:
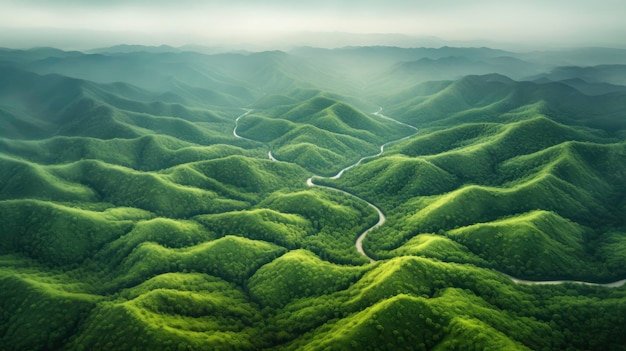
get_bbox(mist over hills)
[1,44,626,350]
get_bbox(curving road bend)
[306,178,381,263]
[268,151,277,161]
[233,109,253,139]
[305,108,421,261]
[374,107,418,131]
[235,107,626,288]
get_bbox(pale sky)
[1,0,625,50]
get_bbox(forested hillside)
[1,46,625,351]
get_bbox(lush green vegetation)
[325,104,626,282]
[1,46,626,350]
[237,92,412,175]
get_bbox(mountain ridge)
[1,46,625,351]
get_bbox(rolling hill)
[380,73,626,133]
[236,92,413,175]
[1,46,625,351]
[325,84,626,282]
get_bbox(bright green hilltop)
[1,46,626,351]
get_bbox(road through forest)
[233,108,626,288]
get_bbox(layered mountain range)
[1,45,625,350]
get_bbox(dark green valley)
[1,44,626,351]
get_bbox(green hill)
[0,200,138,265]
[0,66,244,144]
[383,74,626,132]
[530,64,626,86]
[1,47,626,351]
[324,78,626,283]
[0,269,100,351]
[257,189,378,263]
[70,272,263,350]
[237,94,413,175]
[112,236,286,288]
[447,210,592,278]
[0,135,257,171]
[271,255,626,350]
[0,154,98,201]
[248,250,367,307]
[334,138,626,280]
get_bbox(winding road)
[233,109,253,139]
[507,275,626,288]
[233,107,626,288]
[305,108,420,261]
[306,176,383,263]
